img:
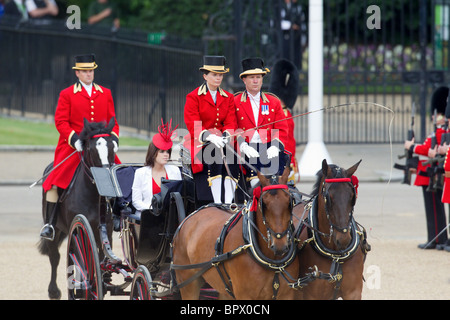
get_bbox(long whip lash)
[29,150,78,188]
[198,100,396,237]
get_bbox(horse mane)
[311,164,344,196]
[79,121,110,141]
[250,175,283,197]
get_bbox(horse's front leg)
[47,232,63,300]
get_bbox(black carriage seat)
[111,163,185,270]
[111,164,143,221]
[111,163,185,222]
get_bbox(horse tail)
[37,238,51,256]
[37,234,65,256]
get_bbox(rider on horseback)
[40,54,120,240]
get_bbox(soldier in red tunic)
[234,58,289,187]
[183,56,238,204]
[40,54,120,240]
[404,86,448,249]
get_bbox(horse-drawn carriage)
[38,120,370,300]
[64,145,224,300]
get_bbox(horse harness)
[297,177,371,298]
[170,185,301,299]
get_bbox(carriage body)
[74,142,226,299]
[110,163,187,274]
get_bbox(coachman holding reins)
[234,57,289,187]
[183,55,239,204]
[40,54,120,240]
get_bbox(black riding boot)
[40,201,57,241]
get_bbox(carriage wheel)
[130,265,155,300]
[67,214,104,300]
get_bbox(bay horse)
[295,159,371,300]
[37,118,117,299]
[171,165,299,300]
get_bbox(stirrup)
[40,224,55,241]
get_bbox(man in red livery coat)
[40,54,120,240]
[184,56,238,204]
[404,86,448,249]
[234,57,289,186]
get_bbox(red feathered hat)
[152,119,178,150]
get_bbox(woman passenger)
[132,119,181,214]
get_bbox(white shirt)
[131,164,182,214]
[80,80,92,96]
[25,0,57,12]
[248,92,262,143]
[207,84,217,104]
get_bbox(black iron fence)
[0,18,202,135]
[2,1,450,144]
[204,0,450,143]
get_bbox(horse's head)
[314,159,361,251]
[79,118,117,168]
[255,164,294,257]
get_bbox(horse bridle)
[321,175,356,237]
[254,184,295,247]
[79,133,115,182]
[84,133,114,167]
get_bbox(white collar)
[79,80,92,96]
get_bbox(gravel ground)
[1,145,450,300]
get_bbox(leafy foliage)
[59,0,223,38]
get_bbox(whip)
[29,150,78,188]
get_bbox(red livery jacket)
[43,82,120,192]
[413,127,445,187]
[283,108,297,164]
[233,91,288,149]
[183,83,237,174]
[442,148,450,203]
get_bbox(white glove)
[240,142,260,158]
[74,139,83,152]
[113,141,118,153]
[266,145,280,159]
[206,134,225,148]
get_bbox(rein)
[321,175,358,235]
[170,185,300,299]
[296,171,368,296]
[79,133,114,183]
[250,184,294,244]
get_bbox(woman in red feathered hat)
[132,119,181,215]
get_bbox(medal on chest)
[261,104,269,115]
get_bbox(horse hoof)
[49,289,61,300]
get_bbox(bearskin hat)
[430,86,449,115]
[268,59,299,109]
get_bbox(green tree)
[59,0,223,38]
[126,0,222,38]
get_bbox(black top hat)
[72,54,98,70]
[199,56,229,73]
[269,59,299,109]
[431,86,449,115]
[239,57,270,78]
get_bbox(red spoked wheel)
[130,265,155,300]
[67,214,103,300]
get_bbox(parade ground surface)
[1,143,449,300]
